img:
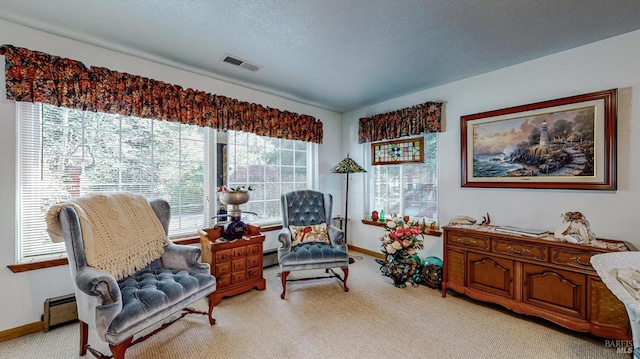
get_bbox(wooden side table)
[199,224,266,306]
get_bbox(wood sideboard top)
[442,225,635,252]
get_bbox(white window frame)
[366,133,439,224]
[224,130,316,227]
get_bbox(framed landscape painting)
[461,89,617,190]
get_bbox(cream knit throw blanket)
[46,192,169,280]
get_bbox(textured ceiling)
[2,0,640,113]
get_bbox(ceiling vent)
[221,54,262,72]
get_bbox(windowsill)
[7,223,283,273]
[360,219,442,237]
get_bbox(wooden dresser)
[199,225,267,306]
[442,225,635,340]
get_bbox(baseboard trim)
[349,245,384,259]
[0,321,44,342]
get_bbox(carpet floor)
[0,254,622,358]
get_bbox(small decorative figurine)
[371,210,379,222]
[554,211,596,244]
[480,213,491,226]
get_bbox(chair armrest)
[328,224,346,247]
[161,243,210,274]
[75,266,121,306]
[75,266,124,340]
[278,227,292,259]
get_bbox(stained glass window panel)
[371,137,424,165]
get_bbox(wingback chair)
[56,194,216,359]
[591,252,640,358]
[277,190,349,299]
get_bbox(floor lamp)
[331,154,366,263]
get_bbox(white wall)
[343,30,640,259]
[0,20,343,331]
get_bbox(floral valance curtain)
[358,101,443,143]
[0,45,323,143]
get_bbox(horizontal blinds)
[18,102,209,262]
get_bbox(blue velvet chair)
[277,190,349,299]
[58,198,216,359]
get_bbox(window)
[17,102,210,262]
[225,131,314,225]
[17,102,317,263]
[369,133,438,223]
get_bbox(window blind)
[17,102,210,262]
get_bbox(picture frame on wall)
[460,89,617,190]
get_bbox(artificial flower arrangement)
[217,185,253,192]
[380,220,426,257]
[378,219,428,288]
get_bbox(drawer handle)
[569,256,589,266]
[506,245,531,254]
[221,254,227,259]
[238,251,244,256]
[457,238,477,245]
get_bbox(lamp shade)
[330,156,366,174]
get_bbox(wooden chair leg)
[280,271,290,299]
[109,337,133,359]
[342,267,349,292]
[79,320,89,356]
[207,293,216,325]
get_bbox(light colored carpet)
[0,254,621,358]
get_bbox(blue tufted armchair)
[57,197,216,359]
[278,190,349,299]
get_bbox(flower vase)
[385,253,419,288]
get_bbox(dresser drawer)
[247,267,262,280]
[247,255,261,268]
[448,233,490,251]
[232,258,246,271]
[247,244,261,256]
[217,274,231,287]
[232,271,246,283]
[551,249,595,271]
[215,249,232,262]
[493,239,548,262]
[215,261,231,276]
[233,246,247,258]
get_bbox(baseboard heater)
[263,249,278,268]
[42,294,78,332]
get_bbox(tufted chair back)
[281,190,332,228]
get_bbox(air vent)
[221,54,262,72]
[239,62,261,72]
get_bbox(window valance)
[358,101,443,143]
[0,45,323,143]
